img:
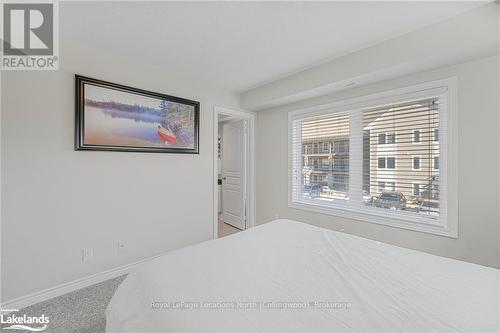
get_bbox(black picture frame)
[75,75,200,154]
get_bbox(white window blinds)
[291,112,350,205]
[362,98,440,219]
[289,79,457,237]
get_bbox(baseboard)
[1,253,164,310]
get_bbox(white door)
[221,120,246,230]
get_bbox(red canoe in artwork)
[157,125,177,144]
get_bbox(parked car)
[374,191,407,210]
[416,200,439,215]
[303,184,322,199]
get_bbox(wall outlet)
[118,241,126,255]
[82,248,94,262]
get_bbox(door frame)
[213,106,255,238]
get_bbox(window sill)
[288,200,457,238]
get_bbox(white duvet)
[106,219,500,332]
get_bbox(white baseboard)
[1,253,164,310]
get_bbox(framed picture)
[75,75,200,153]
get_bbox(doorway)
[213,106,255,238]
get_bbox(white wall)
[1,44,239,302]
[242,2,499,111]
[256,55,500,269]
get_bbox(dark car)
[374,191,407,210]
[303,184,322,199]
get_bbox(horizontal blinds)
[290,95,443,223]
[290,119,302,202]
[291,112,350,203]
[362,98,440,218]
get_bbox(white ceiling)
[61,1,487,92]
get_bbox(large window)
[289,79,457,237]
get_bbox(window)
[387,181,396,192]
[378,132,396,144]
[386,157,396,169]
[434,156,439,170]
[412,156,421,170]
[290,79,457,237]
[378,133,386,144]
[377,157,395,169]
[387,132,396,144]
[378,157,386,169]
[412,129,421,143]
[321,142,329,153]
[413,183,420,196]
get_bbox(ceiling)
[61,1,487,92]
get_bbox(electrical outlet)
[118,241,126,255]
[82,248,94,262]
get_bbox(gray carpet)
[1,275,127,333]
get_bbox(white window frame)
[377,157,386,169]
[386,156,396,170]
[386,131,396,144]
[411,155,421,171]
[377,156,396,170]
[378,133,386,145]
[288,78,458,238]
[387,181,396,192]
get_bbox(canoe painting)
[157,125,177,144]
[76,76,199,153]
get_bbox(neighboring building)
[300,99,440,202]
[363,100,440,201]
[302,137,349,191]
[300,113,350,200]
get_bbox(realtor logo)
[1,1,59,70]
[0,309,49,332]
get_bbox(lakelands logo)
[1,309,49,331]
[1,1,59,70]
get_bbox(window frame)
[386,131,396,144]
[288,78,458,238]
[386,156,396,170]
[377,156,396,170]
[378,133,386,145]
[387,181,396,192]
[377,157,386,169]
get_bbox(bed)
[106,219,500,332]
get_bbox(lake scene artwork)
[76,76,199,153]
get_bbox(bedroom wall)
[242,2,499,111]
[1,44,239,301]
[255,54,500,269]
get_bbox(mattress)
[106,219,500,332]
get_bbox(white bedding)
[106,219,500,332]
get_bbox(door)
[221,120,246,230]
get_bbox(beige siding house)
[300,99,440,203]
